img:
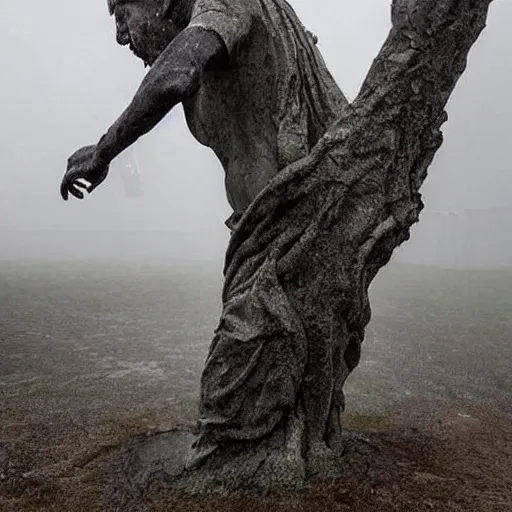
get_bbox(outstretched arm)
[60,26,227,200]
[97,26,227,163]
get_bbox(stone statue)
[61,0,347,220]
[60,0,493,491]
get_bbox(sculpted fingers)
[60,167,83,201]
[60,168,74,201]
[74,180,90,190]
[87,166,109,194]
[87,173,107,194]
[62,145,108,200]
[69,183,85,200]
[60,180,69,201]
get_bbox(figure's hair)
[108,0,193,27]
[108,0,118,15]
[163,0,194,28]
[108,0,187,17]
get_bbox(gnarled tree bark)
[156,0,495,493]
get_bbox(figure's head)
[108,0,189,67]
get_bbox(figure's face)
[110,0,178,67]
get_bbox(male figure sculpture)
[61,0,346,221]
[61,0,349,472]
[61,0,492,485]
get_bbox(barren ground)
[1,261,511,511]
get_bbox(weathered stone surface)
[61,0,494,493]
[188,0,494,486]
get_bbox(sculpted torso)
[60,0,347,222]
[184,0,347,216]
[181,18,280,215]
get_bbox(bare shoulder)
[187,0,262,57]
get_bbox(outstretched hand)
[60,145,109,200]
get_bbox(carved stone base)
[104,423,347,499]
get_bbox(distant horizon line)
[0,258,510,272]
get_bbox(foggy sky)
[0,1,511,264]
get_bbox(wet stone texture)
[17,0,500,502]
[59,0,497,494]
[165,0,495,490]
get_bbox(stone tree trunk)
[178,0,494,491]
